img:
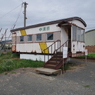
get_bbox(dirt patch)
[2,67,36,76]
[67,64,86,72]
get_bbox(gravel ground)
[0,60,95,95]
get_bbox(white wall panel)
[16,30,21,36]
[16,43,41,53]
[24,24,60,35]
[20,54,52,62]
[72,41,85,53]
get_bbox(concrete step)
[35,67,61,75]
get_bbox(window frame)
[72,25,85,42]
[47,33,54,41]
[27,35,32,42]
[20,36,24,42]
[72,25,77,41]
[36,34,42,41]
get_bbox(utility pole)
[23,2,28,27]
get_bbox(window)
[77,27,81,41]
[72,25,77,41]
[20,36,24,42]
[81,29,85,42]
[27,35,32,41]
[77,28,85,42]
[47,33,53,40]
[36,34,42,41]
[72,25,85,42]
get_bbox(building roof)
[11,17,87,32]
[85,29,95,34]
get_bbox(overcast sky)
[0,0,95,37]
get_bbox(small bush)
[0,53,4,57]
[6,52,12,55]
[11,53,19,58]
[0,60,15,72]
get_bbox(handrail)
[54,39,70,67]
[54,40,69,54]
[44,39,71,71]
[43,40,61,62]
[42,40,61,53]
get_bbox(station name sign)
[39,26,50,31]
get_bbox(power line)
[0,4,22,19]
[12,4,23,29]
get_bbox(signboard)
[63,47,68,58]
[39,26,50,31]
[85,49,88,55]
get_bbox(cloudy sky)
[0,0,95,37]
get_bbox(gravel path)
[0,61,95,95]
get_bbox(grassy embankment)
[87,53,95,58]
[78,53,95,58]
[1,52,94,74]
[0,52,44,73]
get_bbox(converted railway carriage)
[11,17,86,62]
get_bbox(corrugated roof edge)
[11,17,87,32]
[85,29,95,33]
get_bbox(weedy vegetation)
[78,53,95,58]
[84,85,90,88]
[64,62,78,70]
[0,52,44,73]
[87,53,95,58]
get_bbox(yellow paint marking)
[20,30,27,36]
[39,43,49,53]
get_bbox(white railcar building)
[11,17,87,62]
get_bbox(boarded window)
[47,33,53,40]
[20,36,24,42]
[36,34,42,41]
[27,35,32,41]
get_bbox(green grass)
[87,53,95,58]
[84,85,90,88]
[0,52,19,63]
[4,72,8,75]
[78,53,95,58]
[0,52,44,73]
